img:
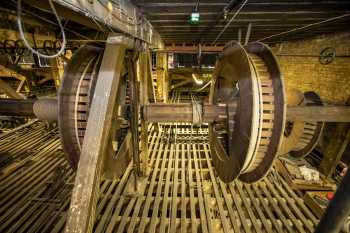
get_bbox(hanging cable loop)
[17,0,66,58]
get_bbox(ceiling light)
[190,12,200,24]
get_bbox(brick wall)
[271,32,350,104]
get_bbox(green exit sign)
[190,12,200,24]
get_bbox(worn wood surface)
[319,123,350,178]
[64,42,125,233]
[287,106,350,122]
[0,122,320,232]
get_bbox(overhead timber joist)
[21,0,162,47]
[131,0,350,44]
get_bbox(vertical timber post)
[163,53,169,103]
[156,51,168,102]
[128,53,141,176]
[65,37,126,233]
[50,57,64,89]
[147,51,157,103]
[139,50,150,175]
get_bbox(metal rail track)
[0,121,318,232]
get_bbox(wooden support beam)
[171,79,192,90]
[0,79,25,99]
[127,53,141,176]
[287,106,350,122]
[143,103,230,123]
[156,52,168,102]
[138,51,150,175]
[159,45,224,54]
[0,98,35,116]
[23,0,161,46]
[146,51,156,103]
[0,65,28,97]
[65,38,126,233]
[143,103,350,123]
[319,124,350,178]
[0,29,55,47]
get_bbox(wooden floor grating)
[0,121,318,233]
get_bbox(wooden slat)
[0,122,319,232]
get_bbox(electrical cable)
[257,13,350,42]
[17,0,66,58]
[197,0,242,43]
[9,0,90,40]
[195,0,200,12]
[212,0,248,45]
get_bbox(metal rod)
[244,22,252,45]
[212,0,248,45]
[257,13,350,42]
[237,28,242,44]
[314,169,350,233]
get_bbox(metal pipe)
[198,0,242,43]
[237,28,242,44]
[244,22,252,45]
[314,169,350,233]
[212,0,248,44]
[257,13,350,42]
